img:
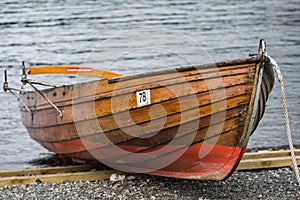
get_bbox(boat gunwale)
[20,55,261,95]
[20,63,257,113]
[108,55,261,83]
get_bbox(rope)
[267,55,300,187]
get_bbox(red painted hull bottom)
[41,140,246,180]
[148,144,245,180]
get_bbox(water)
[0,0,299,170]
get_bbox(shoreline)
[0,167,298,199]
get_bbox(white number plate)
[136,89,151,107]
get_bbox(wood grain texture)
[17,55,275,180]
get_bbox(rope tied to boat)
[267,55,300,187]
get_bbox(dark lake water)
[0,0,299,170]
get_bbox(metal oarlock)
[20,62,63,119]
[21,62,63,88]
[3,70,8,92]
[21,61,27,85]
[3,70,31,113]
[3,62,63,118]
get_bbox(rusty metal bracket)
[3,70,32,113]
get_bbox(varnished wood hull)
[19,54,274,180]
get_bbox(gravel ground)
[0,167,299,200]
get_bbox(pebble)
[0,167,299,199]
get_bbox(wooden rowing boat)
[7,40,275,180]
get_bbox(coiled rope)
[267,55,300,187]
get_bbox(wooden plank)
[0,170,125,187]
[21,63,256,109]
[242,149,300,160]
[0,164,103,178]
[28,93,248,144]
[27,80,249,127]
[0,149,298,187]
[23,64,255,111]
[237,156,300,170]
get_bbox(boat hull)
[19,55,274,180]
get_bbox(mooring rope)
[267,55,300,187]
